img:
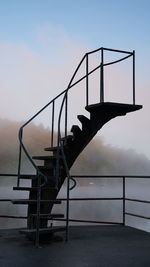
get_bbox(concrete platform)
[0,225,150,267]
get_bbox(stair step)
[44,146,60,152]
[31,213,64,218]
[38,165,64,171]
[85,102,142,114]
[78,115,90,123]
[32,155,61,161]
[11,199,61,204]
[13,186,58,192]
[20,226,66,235]
[61,135,73,143]
[71,125,82,138]
[77,115,91,131]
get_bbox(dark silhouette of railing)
[13,47,136,246]
[0,174,150,227]
[17,47,135,189]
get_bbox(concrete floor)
[0,225,150,267]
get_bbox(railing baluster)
[123,176,126,226]
[51,100,55,147]
[17,128,23,187]
[65,93,68,139]
[133,50,135,104]
[100,48,104,102]
[86,54,89,106]
[65,173,70,242]
[35,173,41,248]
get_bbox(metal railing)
[14,47,137,246]
[17,47,136,190]
[54,175,150,227]
[0,174,150,226]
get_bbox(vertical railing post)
[51,100,55,147]
[133,50,135,105]
[65,174,70,242]
[35,173,41,248]
[100,48,104,102]
[65,93,68,139]
[17,128,23,187]
[86,54,89,106]
[123,176,126,226]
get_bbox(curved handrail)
[18,47,134,188]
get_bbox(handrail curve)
[17,47,135,190]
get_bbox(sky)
[0,0,150,158]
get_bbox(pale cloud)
[0,28,86,122]
[0,26,149,158]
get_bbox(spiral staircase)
[10,47,142,246]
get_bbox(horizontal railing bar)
[0,199,11,202]
[71,175,150,178]
[20,89,67,128]
[0,173,35,177]
[103,47,133,55]
[1,174,150,179]
[104,54,132,67]
[86,47,133,55]
[125,212,150,220]
[53,218,123,225]
[69,54,131,90]
[57,198,123,201]
[125,198,150,204]
[0,215,27,219]
[86,47,102,55]
[0,174,18,177]
[20,49,132,130]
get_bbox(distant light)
[89,182,94,185]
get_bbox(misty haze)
[0,119,150,231]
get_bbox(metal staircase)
[10,47,142,246]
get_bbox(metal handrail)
[17,47,134,187]
[16,47,135,245]
[1,174,150,227]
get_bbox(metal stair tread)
[32,155,62,160]
[71,125,82,134]
[85,102,142,113]
[44,146,60,152]
[20,226,66,234]
[77,115,90,123]
[38,165,64,170]
[61,135,73,141]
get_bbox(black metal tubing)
[51,100,55,147]
[102,47,133,55]
[125,198,150,204]
[86,54,89,106]
[53,218,123,225]
[65,93,68,139]
[133,50,135,104]
[86,47,133,55]
[17,128,23,187]
[123,177,125,226]
[104,54,132,67]
[0,215,27,219]
[100,48,104,102]
[35,174,41,248]
[71,175,150,178]
[57,197,123,201]
[125,212,150,220]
